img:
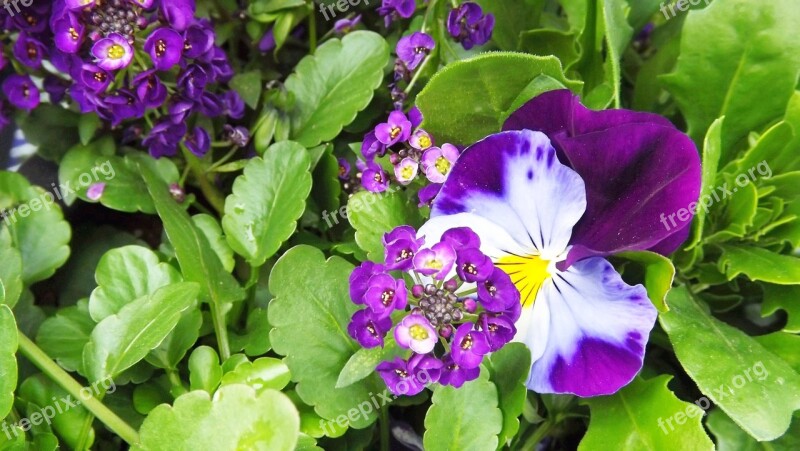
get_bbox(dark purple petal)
[13,32,47,69]
[439,354,480,388]
[348,309,392,348]
[145,27,184,71]
[450,323,490,369]
[477,267,520,312]
[177,64,209,99]
[223,91,245,119]
[185,126,210,157]
[455,248,493,283]
[133,70,168,108]
[361,164,390,193]
[159,0,195,31]
[364,274,408,318]
[349,261,386,304]
[3,75,40,111]
[418,183,442,207]
[183,22,215,58]
[440,227,481,249]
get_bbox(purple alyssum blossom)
[349,309,393,348]
[334,14,361,35]
[361,163,390,193]
[80,64,111,92]
[439,354,480,388]
[133,70,168,108]
[92,33,133,70]
[421,143,460,183]
[395,314,438,354]
[450,323,490,369]
[383,225,424,271]
[413,242,456,280]
[375,110,413,146]
[378,0,415,27]
[394,157,419,185]
[396,32,435,71]
[3,74,40,111]
[223,124,250,147]
[409,129,433,150]
[185,126,210,157]
[145,27,184,71]
[337,158,351,180]
[13,32,47,69]
[364,274,408,319]
[447,2,494,50]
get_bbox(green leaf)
[579,376,714,450]
[518,29,580,68]
[269,246,384,428]
[336,342,401,389]
[222,141,312,267]
[230,308,272,356]
[424,369,503,451]
[192,214,235,273]
[230,70,263,109]
[661,0,800,158]
[719,245,800,285]
[473,0,544,50]
[134,385,299,450]
[755,332,800,374]
[83,282,200,382]
[286,31,389,147]
[347,191,422,261]
[416,53,582,145]
[0,304,18,420]
[145,309,203,371]
[659,287,800,441]
[220,357,291,393]
[486,343,531,449]
[687,118,723,250]
[707,409,800,451]
[89,245,183,321]
[600,0,634,108]
[0,171,71,284]
[140,159,245,309]
[78,113,102,145]
[617,251,676,312]
[188,346,223,394]
[0,228,23,308]
[35,300,95,373]
[705,180,758,243]
[761,285,800,333]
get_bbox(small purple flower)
[168,98,195,123]
[383,226,424,271]
[131,0,155,9]
[349,261,385,304]
[183,23,215,59]
[396,32,435,71]
[413,242,456,280]
[455,248,493,283]
[145,28,184,71]
[177,64,209,98]
[133,70,168,108]
[3,75,40,111]
[103,89,144,126]
[378,0,416,27]
[223,125,250,147]
[186,126,211,157]
[86,183,106,201]
[80,64,111,92]
[92,33,133,71]
[479,313,517,351]
[65,0,96,10]
[394,157,418,185]
[447,2,495,50]
[338,158,351,180]
[13,33,47,69]
[364,274,408,318]
[348,309,393,348]
[258,28,276,53]
[477,267,520,312]
[52,13,85,54]
[421,144,460,183]
[441,227,481,249]
[361,164,390,193]
[450,323,490,369]
[409,129,433,150]
[408,106,423,129]
[361,131,386,161]
[44,76,69,103]
[418,183,442,207]
[334,15,361,35]
[395,314,438,354]
[376,354,441,396]
[223,91,245,120]
[143,120,187,158]
[160,0,195,32]
[439,354,480,388]
[375,110,413,146]
[198,92,224,117]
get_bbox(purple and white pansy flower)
[417,89,701,396]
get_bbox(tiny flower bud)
[439,324,453,338]
[389,153,401,165]
[169,183,186,203]
[463,298,477,313]
[412,284,424,298]
[444,278,459,292]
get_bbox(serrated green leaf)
[659,287,800,441]
[719,246,800,285]
[486,343,531,449]
[35,300,95,373]
[617,251,675,312]
[417,53,582,145]
[192,214,235,273]
[473,0,544,50]
[661,0,800,158]
[223,141,312,267]
[0,304,18,420]
[286,31,389,147]
[269,246,384,428]
[347,191,422,261]
[687,117,723,250]
[134,385,299,450]
[0,228,23,308]
[707,409,800,451]
[424,369,503,451]
[220,357,291,393]
[579,375,714,450]
[83,282,200,382]
[761,285,800,333]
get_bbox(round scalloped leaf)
[0,304,18,420]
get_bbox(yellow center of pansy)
[496,254,551,308]
[409,324,429,340]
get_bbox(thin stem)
[404,53,434,95]
[207,147,241,173]
[211,304,232,362]
[456,287,477,297]
[17,334,140,446]
[379,404,390,451]
[167,369,188,397]
[308,2,318,54]
[182,145,226,216]
[521,420,554,450]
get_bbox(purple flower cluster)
[347,225,521,395]
[446,2,494,50]
[0,0,246,158]
[358,107,461,205]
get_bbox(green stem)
[167,369,188,397]
[404,53,434,95]
[182,146,226,216]
[521,420,553,450]
[379,404,390,451]
[206,147,240,173]
[17,334,140,446]
[308,2,317,54]
[74,390,106,451]
[211,304,232,362]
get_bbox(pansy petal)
[417,212,531,260]
[503,90,701,261]
[524,257,656,396]
[431,130,586,258]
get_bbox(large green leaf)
[416,53,582,145]
[89,245,183,321]
[707,409,800,451]
[473,0,544,50]
[222,141,312,267]
[0,304,18,420]
[659,287,800,441]
[423,370,503,451]
[269,246,384,428]
[0,171,71,284]
[0,228,22,308]
[579,376,714,450]
[486,343,531,449]
[220,357,292,393]
[761,285,800,333]
[718,245,800,285]
[686,117,723,250]
[135,385,299,450]
[83,282,200,382]
[36,299,95,373]
[140,160,245,309]
[347,191,422,261]
[286,31,389,147]
[662,0,800,157]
